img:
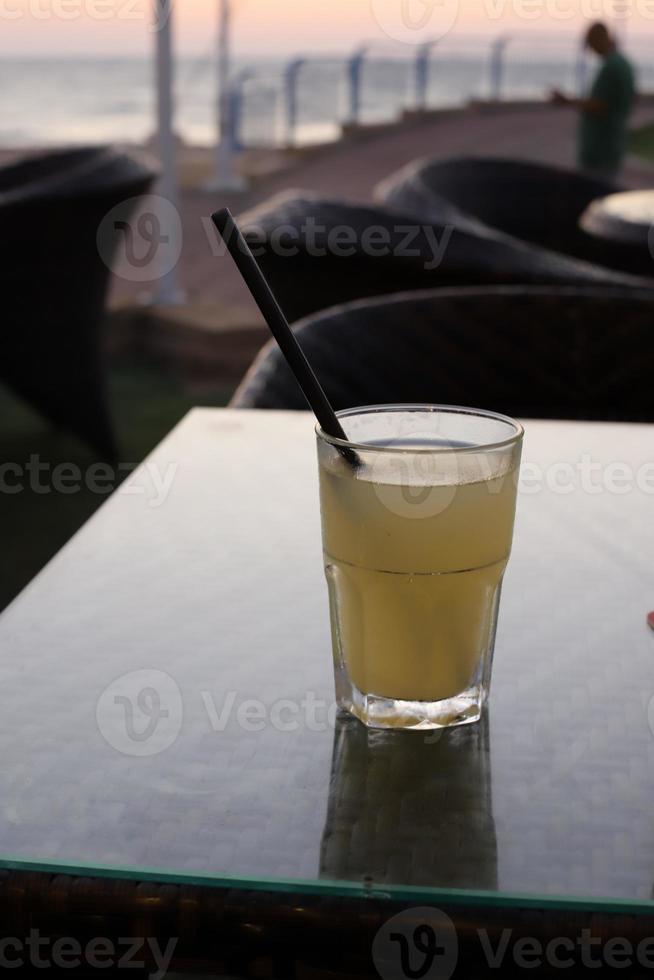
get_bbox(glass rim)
[316,403,524,455]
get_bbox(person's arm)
[549,89,609,114]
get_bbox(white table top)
[580,189,654,247]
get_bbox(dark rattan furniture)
[377,156,631,265]
[0,146,157,458]
[233,285,654,423]
[1,409,654,976]
[238,192,647,324]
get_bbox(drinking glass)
[317,405,523,730]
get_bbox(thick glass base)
[335,664,485,730]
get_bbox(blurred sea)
[1,48,652,149]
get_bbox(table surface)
[1,408,654,912]
[580,189,654,246]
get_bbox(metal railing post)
[415,41,437,111]
[489,35,511,103]
[346,46,367,126]
[229,70,255,152]
[283,57,306,147]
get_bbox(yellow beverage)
[320,459,518,703]
[317,407,523,729]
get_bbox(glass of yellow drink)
[317,405,523,730]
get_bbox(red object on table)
[648,612,654,631]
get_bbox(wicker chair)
[0,146,158,458]
[238,191,650,324]
[232,285,654,423]
[377,157,648,277]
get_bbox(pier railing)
[221,33,653,152]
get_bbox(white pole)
[205,0,247,192]
[153,0,185,305]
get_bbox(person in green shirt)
[551,22,636,180]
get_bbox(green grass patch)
[629,122,654,162]
[0,366,235,612]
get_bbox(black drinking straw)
[212,208,357,465]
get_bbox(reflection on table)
[320,712,497,891]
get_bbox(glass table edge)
[0,856,653,917]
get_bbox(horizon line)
[2,36,654,59]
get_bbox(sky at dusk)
[0,0,648,56]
